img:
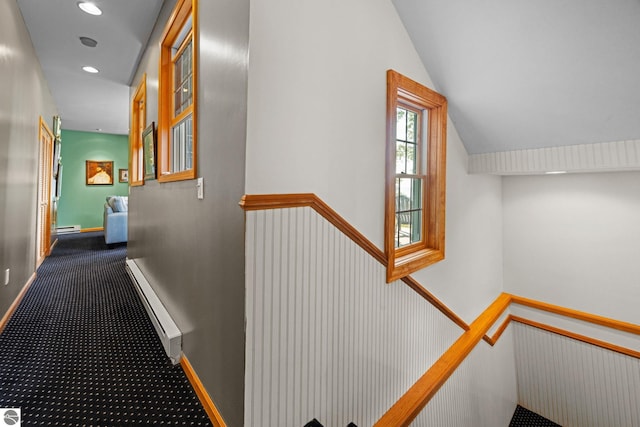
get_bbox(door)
[36,116,54,267]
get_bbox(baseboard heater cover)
[125,259,182,364]
[56,225,81,234]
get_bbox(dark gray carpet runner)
[0,232,212,426]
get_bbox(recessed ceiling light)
[79,36,98,48]
[82,66,99,73]
[78,2,102,16]
[545,171,567,175]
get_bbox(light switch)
[197,177,204,199]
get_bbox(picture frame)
[55,164,63,198]
[52,139,61,177]
[142,122,157,181]
[52,115,62,139]
[119,168,129,183]
[86,160,114,185]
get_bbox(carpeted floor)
[0,232,212,426]
[510,405,561,426]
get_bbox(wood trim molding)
[400,275,469,331]
[482,314,513,346]
[180,355,227,427]
[376,293,640,426]
[81,227,104,233]
[509,294,640,336]
[374,293,511,426]
[241,193,387,266]
[511,316,640,359]
[240,193,467,331]
[0,272,37,334]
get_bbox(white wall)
[503,172,640,325]
[246,0,504,324]
[514,321,640,427]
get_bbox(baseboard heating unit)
[125,259,182,364]
[56,225,81,234]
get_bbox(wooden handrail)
[240,193,468,331]
[374,293,511,426]
[377,293,640,425]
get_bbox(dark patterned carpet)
[510,405,561,426]
[0,232,212,426]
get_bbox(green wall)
[58,130,129,229]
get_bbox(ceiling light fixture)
[82,66,99,73]
[78,2,102,16]
[79,36,98,48]
[545,171,567,175]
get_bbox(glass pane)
[171,114,193,173]
[407,110,417,143]
[395,177,423,248]
[396,141,406,174]
[173,39,193,117]
[406,143,416,175]
[396,108,406,141]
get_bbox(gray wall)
[0,0,58,317]
[127,1,249,425]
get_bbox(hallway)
[0,232,211,426]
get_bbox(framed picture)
[142,122,157,181]
[52,139,61,176]
[55,164,63,198]
[119,169,129,183]
[52,115,61,139]
[86,160,114,185]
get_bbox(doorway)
[36,116,54,267]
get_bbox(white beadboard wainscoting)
[513,321,640,427]
[468,139,640,175]
[244,206,517,426]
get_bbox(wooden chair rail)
[240,193,468,331]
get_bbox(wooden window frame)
[385,69,447,283]
[129,74,146,187]
[158,0,198,183]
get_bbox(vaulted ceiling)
[393,0,640,154]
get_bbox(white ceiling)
[16,0,640,154]
[393,0,640,154]
[17,0,164,135]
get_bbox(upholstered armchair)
[103,196,128,244]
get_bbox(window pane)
[174,39,193,117]
[396,108,407,141]
[171,114,193,173]
[406,143,416,175]
[396,141,406,174]
[395,177,423,248]
[396,107,419,175]
[407,110,417,143]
